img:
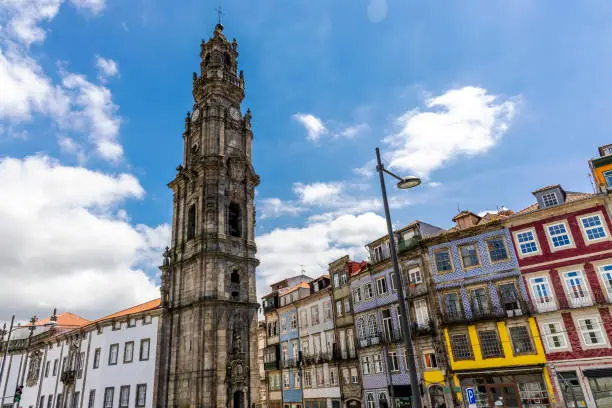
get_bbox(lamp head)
[397,176,421,190]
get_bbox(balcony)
[357,334,381,349]
[397,234,422,254]
[502,299,533,317]
[412,320,434,335]
[407,283,428,298]
[263,298,278,314]
[569,296,593,309]
[302,353,323,365]
[281,358,298,369]
[264,360,279,370]
[534,301,557,313]
[380,330,402,344]
[469,307,506,323]
[441,309,465,324]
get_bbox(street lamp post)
[375,147,423,408]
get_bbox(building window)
[373,354,383,373]
[564,270,590,307]
[127,318,136,328]
[470,287,491,317]
[228,202,242,238]
[123,342,134,363]
[103,388,114,408]
[330,367,338,385]
[47,395,53,408]
[547,223,572,248]
[366,394,375,408]
[353,287,362,303]
[509,326,534,354]
[478,330,503,358]
[424,352,438,368]
[88,390,95,408]
[351,367,359,384]
[342,368,350,385]
[324,302,332,321]
[367,314,378,337]
[388,352,399,372]
[186,204,196,240]
[364,282,374,299]
[600,265,612,299]
[290,313,298,329]
[516,230,539,255]
[139,339,150,361]
[341,271,348,285]
[283,372,289,389]
[487,237,509,262]
[108,344,119,365]
[459,243,480,268]
[543,321,568,350]
[542,192,559,207]
[604,170,612,187]
[39,396,45,408]
[390,272,398,291]
[300,310,308,328]
[408,267,422,284]
[434,249,453,272]
[372,243,389,263]
[578,318,605,346]
[44,361,50,377]
[119,386,129,408]
[414,299,429,327]
[77,352,85,378]
[530,277,555,312]
[294,371,300,388]
[304,369,312,387]
[316,367,325,386]
[336,301,343,317]
[142,315,152,325]
[361,356,371,375]
[310,306,320,325]
[498,283,520,312]
[56,394,62,408]
[382,309,393,342]
[332,273,340,288]
[581,215,608,241]
[53,359,58,376]
[443,292,463,320]
[72,392,80,408]
[135,385,146,408]
[344,298,351,314]
[378,393,388,408]
[376,277,388,295]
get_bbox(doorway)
[233,391,244,408]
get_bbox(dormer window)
[542,193,559,208]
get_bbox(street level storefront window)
[584,369,612,408]
[459,373,550,408]
[304,399,326,408]
[557,371,587,408]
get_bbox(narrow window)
[450,334,472,360]
[123,342,134,363]
[434,249,453,272]
[103,388,114,408]
[478,330,504,358]
[93,348,101,369]
[547,223,572,248]
[509,326,534,354]
[228,202,242,237]
[88,390,95,408]
[139,339,150,361]
[119,386,129,408]
[108,344,119,365]
[187,204,196,240]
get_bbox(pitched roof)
[532,184,563,194]
[37,312,89,328]
[91,298,161,324]
[514,191,594,215]
[279,282,310,295]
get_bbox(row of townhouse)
[261,144,612,408]
[0,300,160,408]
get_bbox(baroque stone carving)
[228,359,248,384]
[26,350,42,387]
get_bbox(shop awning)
[583,369,612,378]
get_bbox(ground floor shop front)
[549,359,612,408]
[455,367,554,408]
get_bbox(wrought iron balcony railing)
[397,234,422,254]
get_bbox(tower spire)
[215,3,224,26]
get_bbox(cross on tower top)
[215,4,224,25]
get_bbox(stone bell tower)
[154,22,260,408]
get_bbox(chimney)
[452,210,481,229]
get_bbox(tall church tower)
[154,22,260,408]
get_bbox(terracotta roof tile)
[514,192,594,215]
[92,298,160,323]
[36,313,89,328]
[532,184,562,194]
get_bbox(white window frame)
[514,228,541,257]
[545,221,574,251]
[390,272,398,291]
[290,313,297,329]
[336,301,343,317]
[599,264,612,301]
[344,298,351,314]
[414,299,430,327]
[376,276,388,296]
[423,352,438,369]
[563,270,592,308]
[408,267,422,284]
[541,320,568,351]
[577,317,606,347]
[388,352,399,372]
[364,282,374,299]
[353,287,362,304]
[373,354,383,373]
[579,213,610,244]
[541,192,559,207]
[529,276,556,312]
[361,356,371,375]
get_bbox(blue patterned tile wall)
[427,228,529,318]
[279,308,299,342]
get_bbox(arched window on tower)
[230,269,240,299]
[224,52,231,67]
[187,204,196,240]
[231,270,240,284]
[204,53,211,67]
[228,202,242,238]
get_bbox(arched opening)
[224,53,232,67]
[347,400,361,408]
[366,394,375,408]
[230,269,240,299]
[231,270,240,284]
[228,202,242,238]
[233,390,244,408]
[187,204,196,240]
[429,385,446,408]
[378,393,388,408]
[204,53,211,66]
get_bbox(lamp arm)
[382,167,403,182]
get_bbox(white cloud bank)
[0,156,168,320]
[293,113,368,142]
[384,86,520,178]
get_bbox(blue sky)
[1,0,612,320]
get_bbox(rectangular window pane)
[460,244,479,267]
[487,238,508,261]
[140,339,150,361]
[517,231,538,254]
[582,216,607,240]
[136,385,146,407]
[103,388,114,408]
[478,330,503,358]
[548,223,571,248]
[450,334,472,360]
[88,390,95,408]
[119,386,129,408]
[510,326,534,354]
[435,250,452,272]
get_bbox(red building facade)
[505,185,612,408]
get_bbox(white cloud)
[367,0,388,23]
[256,212,387,295]
[383,86,520,178]
[259,197,304,220]
[58,135,86,164]
[293,181,343,205]
[293,113,327,142]
[353,159,376,179]
[95,55,118,82]
[0,155,167,320]
[337,123,369,138]
[61,73,123,161]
